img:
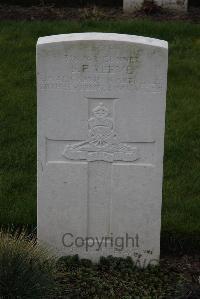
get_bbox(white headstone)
[124,0,143,11]
[37,33,168,266]
[123,0,188,12]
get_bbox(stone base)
[123,0,188,12]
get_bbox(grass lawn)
[0,20,199,237]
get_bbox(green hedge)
[0,0,122,7]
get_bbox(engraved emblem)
[63,103,138,162]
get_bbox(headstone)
[123,0,143,12]
[37,33,168,267]
[123,0,188,12]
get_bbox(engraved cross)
[46,98,142,239]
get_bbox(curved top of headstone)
[37,32,168,49]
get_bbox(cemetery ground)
[0,4,200,22]
[0,19,200,298]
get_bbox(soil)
[0,4,200,22]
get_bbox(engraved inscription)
[38,49,163,92]
[39,74,162,92]
[63,103,138,162]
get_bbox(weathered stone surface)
[123,0,188,12]
[37,33,168,266]
[123,0,143,12]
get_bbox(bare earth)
[0,4,200,22]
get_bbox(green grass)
[0,20,200,235]
[0,230,57,298]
